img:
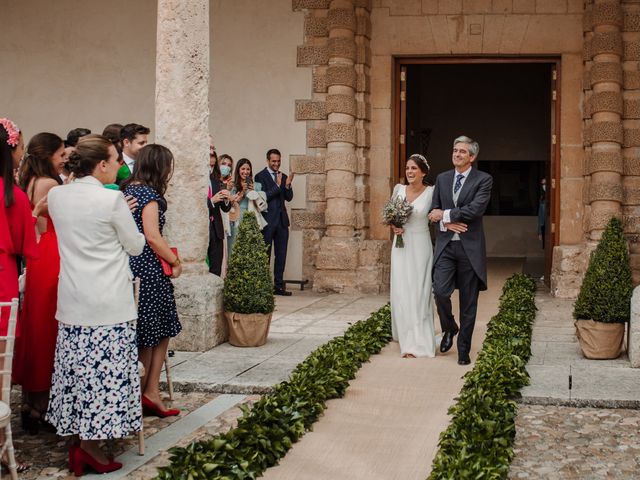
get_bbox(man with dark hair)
[255,148,294,296]
[120,123,150,175]
[64,128,91,148]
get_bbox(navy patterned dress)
[123,184,181,348]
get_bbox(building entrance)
[394,58,559,282]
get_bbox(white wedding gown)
[390,184,436,357]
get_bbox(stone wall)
[292,0,391,293]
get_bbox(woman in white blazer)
[45,135,145,476]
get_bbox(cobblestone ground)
[9,388,258,479]
[510,405,640,479]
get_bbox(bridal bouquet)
[382,196,413,248]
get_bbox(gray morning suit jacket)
[430,167,493,291]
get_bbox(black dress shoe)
[274,288,292,296]
[458,355,471,366]
[440,330,457,353]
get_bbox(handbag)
[157,247,178,276]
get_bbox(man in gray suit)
[428,136,493,365]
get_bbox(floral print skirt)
[46,322,141,440]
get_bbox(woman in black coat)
[207,152,231,276]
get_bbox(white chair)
[0,298,21,480]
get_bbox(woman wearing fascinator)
[388,154,437,358]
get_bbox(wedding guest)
[64,128,91,149]
[228,158,262,257]
[0,117,40,473]
[102,123,123,151]
[46,134,145,475]
[207,152,231,276]
[218,154,234,276]
[14,133,66,433]
[255,148,294,296]
[120,123,149,178]
[122,144,182,417]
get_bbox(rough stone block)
[586,91,623,116]
[462,0,491,13]
[307,127,327,148]
[313,67,328,92]
[355,183,370,202]
[588,150,623,174]
[326,65,357,88]
[327,7,356,31]
[591,1,623,28]
[356,266,390,294]
[624,181,640,205]
[357,128,371,147]
[357,153,370,175]
[355,206,369,229]
[625,99,640,119]
[328,37,357,60]
[356,71,371,92]
[590,32,623,57]
[296,100,326,120]
[625,70,640,90]
[292,210,325,230]
[583,9,593,32]
[587,121,624,145]
[625,14,640,32]
[354,0,373,11]
[305,16,328,37]
[590,62,624,86]
[357,44,372,66]
[590,209,622,231]
[625,41,640,61]
[583,37,592,62]
[313,270,359,293]
[291,154,325,174]
[306,173,327,201]
[325,170,356,199]
[357,101,371,120]
[302,229,324,267]
[325,200,356,226]
[325,151,358,172]
[624,128,640,147]
[359,239,391,266]
[297,45,329,66]
[326,93,356,116]
[293,0,331,10]
[624,154,640,176]
[589,181,624,202]
[315,237,360,270]
[326,123,357,144]
[550,245,590,299]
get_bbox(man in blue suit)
[255,148,295,296]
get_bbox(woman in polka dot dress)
[122,144,182,417]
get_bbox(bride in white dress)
[390,154,436,358]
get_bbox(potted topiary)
[223,212,275,347]
[573,217,632,359]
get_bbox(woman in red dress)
[0,117,41,472]
[13,132,66,434]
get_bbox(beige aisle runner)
[262,258,521,480]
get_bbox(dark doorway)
[395,59,558,282]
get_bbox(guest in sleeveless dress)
[389,154,437,358]
[0,117,41,473]
[13,132,66,433]
[228,158,262,257]
[122,144,182,417]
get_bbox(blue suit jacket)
[254,168,293,228]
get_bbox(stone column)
[586,0,624,240]
[156,0,225,351]
[314,0,361,291]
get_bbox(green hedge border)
[156,304,392,480]
[429,273,537,480]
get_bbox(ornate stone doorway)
[393,57,560,282]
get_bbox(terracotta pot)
[575,319,625,360]
[225,311,272,347]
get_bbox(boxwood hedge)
[429,273,537,480]
[156,304,392,480]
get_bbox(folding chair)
[0,299,21,479]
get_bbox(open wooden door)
[545,63,560,286]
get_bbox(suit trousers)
[262,221,289,289]
[433,241,480,357]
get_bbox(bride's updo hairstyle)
[65,134,112,178]
[407,153,430,186]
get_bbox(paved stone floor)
[510,404,640,479]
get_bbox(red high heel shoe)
[141,395,180,418]
[71,446,122,477]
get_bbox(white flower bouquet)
[382,196,413,248]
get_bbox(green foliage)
[429,274,537,480]
[573,217,632,323]
[155,305,393,480]
[224,212,274,314]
